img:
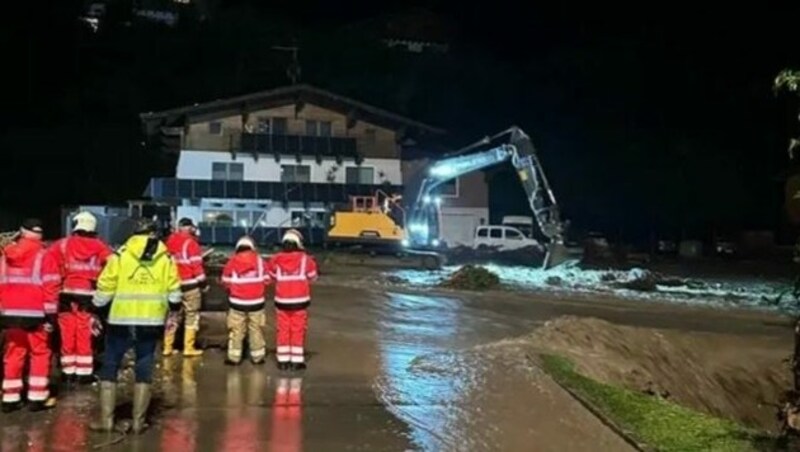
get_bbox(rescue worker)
[221,236,270,365]
[48,211,112,384]
[90,219,181,433]
[164,218,206,357]
[267,229,317,371]
[0,219,60,412]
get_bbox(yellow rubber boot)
[162,328,177,356]
[182,328,203,357]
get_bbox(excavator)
[326,126,572,270]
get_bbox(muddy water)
[0,281,654,451]
[373,292,634,451]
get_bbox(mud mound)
[439,265,500,291]
[523,316,790,431]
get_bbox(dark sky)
[2,1,799,242]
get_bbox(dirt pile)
[520,316,790,431]
[439,265,500,291]
[445,245,545,267]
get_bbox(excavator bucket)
[543,242,572,270]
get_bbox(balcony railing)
[184,132,358,158]
[145,178,401,204]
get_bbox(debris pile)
[439,265,500,291]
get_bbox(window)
[505,229,523,240]
[477,228,488,238]
[255,117,287,135]
[281,165,311,183]
[435,178,458,197]
[208,121,223,135]
[272,117,287,135]
[490,228,502,239]
[305,119,332,136]
[319,121,332,137]
[235,210,251,228]
[345,167,374,184]
[211,162,244,181]
[306,120,318,136]
[291,211,308,227]
[202,210,234,226]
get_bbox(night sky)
[2,2,799,245]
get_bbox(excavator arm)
[406,126,571,269]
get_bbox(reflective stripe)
[2,393,21,403]
[60,356,76,364]
[75,356,93,364]
[307,271,318,279]
[290,355,305,363]
[63,288,96,296]
[27,390,49,401]
[2,379,23,390]
[62,367,76,375]
[277,354,291,363]
[75,368,93,376]
[274,256,308,282]
[229,297,265,305]
[114,293,167,302]
[290,347,304,354]
[44,302,57,314]
[29,377,48,387]
[107,317,165,326]
[180,276,205,285]
[276,346,291,353]
[250,348,266,358]
[274,296,310,304]
[1,309,45,318]
[0,251,48,285]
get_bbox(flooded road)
[0,274,786,451]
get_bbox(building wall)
[183,103,400,158]
[177,150,402,185]
[439,207,489,248]
[177,198,328,229]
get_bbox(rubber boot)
[182,328,203,357]
[1,401,22,413]
[131,383,151,434]
[90,382,116,431]
[28,396,57,412]
[162,328,176,356]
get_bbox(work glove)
[90,315,103,337]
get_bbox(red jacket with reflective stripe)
[267,251,317,309]
[221,250,270,310]
[48,235,112,297]
[0,238,60,322]
[165,231,206,290]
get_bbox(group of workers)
[0,212,317,434]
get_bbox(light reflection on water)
[374,292,467,450]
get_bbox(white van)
[473,225,542,251]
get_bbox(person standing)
[0,219,60,412]
[267,229,317,371]
[90,219,181,433]
[48,211,112,384]
[221,236,270,365]
[164,218,206,357]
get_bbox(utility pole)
[272,43,301,85]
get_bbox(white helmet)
[235,236,256,251]
[72,211,97,233]
[281,229,304,249]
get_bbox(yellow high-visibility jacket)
[93,234,181,326]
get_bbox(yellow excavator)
[325,126,572,270]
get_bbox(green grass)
[539,354,780,452]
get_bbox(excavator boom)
[407,126,571,269]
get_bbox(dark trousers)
[98,326,159,383]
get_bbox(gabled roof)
[140,84,445,136]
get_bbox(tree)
[774,68,800,439]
